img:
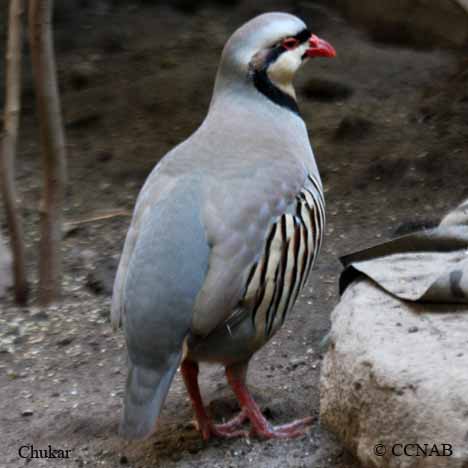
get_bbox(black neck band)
[252,69,301,116]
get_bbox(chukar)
[112,12,335,440]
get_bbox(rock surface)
[320,278,468,468]
[440,199,468,226]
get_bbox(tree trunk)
[0,0,29,305]
[28,0,67,305]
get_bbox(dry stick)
[0,0,29,305]
[65,210,132,227]
[29,0,67,305]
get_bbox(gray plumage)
[116,181,209,437]
[112,12,326,439]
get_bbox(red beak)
[306,34,336,58]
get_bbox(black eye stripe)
[276,28,311,50]
[264,28,311,66]
[294,28,311,44]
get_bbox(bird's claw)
[200,423,248,441]
[193,408,249,440]
[215,407,248,431]
[194,413,313,440]
[249,416,314,439]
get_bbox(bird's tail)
[120,350,182,439]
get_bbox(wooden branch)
[29,0,67,305]
[0,0,29,305]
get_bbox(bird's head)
[213,13,336,113]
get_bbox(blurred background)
[1,1,467,467]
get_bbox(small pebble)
[31,311,49,321]
[57,336,74,347]
[290,357,306,369]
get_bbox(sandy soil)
[1,1,467,467]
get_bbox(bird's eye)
[282,37,299,50]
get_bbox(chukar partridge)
[112,12,335,440]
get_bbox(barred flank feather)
[243,174,325,340]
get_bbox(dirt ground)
[1,1,467,467]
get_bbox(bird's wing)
[112,169,207,331]
[241,174,325,340]
[112,174,210,438]
[191,158,323,337]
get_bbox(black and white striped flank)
[242,174,325,340]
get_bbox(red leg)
[226,362,313,439]
[180,360,247,440]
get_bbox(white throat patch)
[266,42,309,98]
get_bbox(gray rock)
[392,220,438,237]
[320,279,468,468]
[440,199,468,227]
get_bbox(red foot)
[193,407,249,440]
[249,416,314,439]
[216,407,248,431]
[196,420,247,441]
[226,367,313,439]
[181,360,248,441]
[181,359,313,441]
